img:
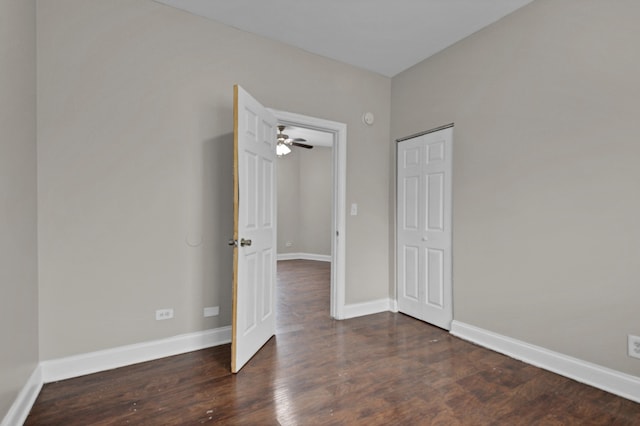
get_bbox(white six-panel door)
[231,85,277,372]
[397,127,453,330]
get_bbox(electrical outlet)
[204,306,219,317]
[156,308,174,321]
[628,335,640,359]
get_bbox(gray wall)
[37,0,391,360]
[277,149,301,254]
[0,0,39,419]
[277,147,332,256]
[391,0,640,376]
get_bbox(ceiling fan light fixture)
[276,124,312,155]
[277,143,291,157]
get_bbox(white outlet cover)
[155,308,174,320]
[204,306,220,317]
[629,334,640,359]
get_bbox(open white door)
[397,126,453,330]
[231,85,277,373]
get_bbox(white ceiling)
[153,0,533,77]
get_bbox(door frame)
[269,109,347,320]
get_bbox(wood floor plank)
[26,260,640,425]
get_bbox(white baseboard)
[277,252,331,262]
[41,326,231,383]
[342,298,392,319]
[450,321,640,404]
[1,365,43,426]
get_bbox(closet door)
[396,126,453,330]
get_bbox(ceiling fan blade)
[292,142,313,149]
[290,138,307,142]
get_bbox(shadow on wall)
[201,132,234,327]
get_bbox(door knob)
[228,239,237,247]
[240,238,252,247]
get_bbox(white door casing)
[232,85,277,372]
[396,126,453,330]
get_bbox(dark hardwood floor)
[26,260,640,425]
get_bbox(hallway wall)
[277,147,332,256]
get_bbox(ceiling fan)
[276,125,313,156]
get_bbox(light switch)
[350,203,358,216]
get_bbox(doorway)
[270,109,347,320]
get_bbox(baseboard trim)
[1,364,43,426]
[277,252,331,262]
[450,321,640,403]
[41,326,231,383]
[342,298,391,319]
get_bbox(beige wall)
[37,0,391,359]
[0,0,39,418]
[299,147,332,255]
[391,0,640,376]
[277,147,332,255]
[277,150,301,254]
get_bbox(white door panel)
[232,85,277,372]
[397,127,453,330]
